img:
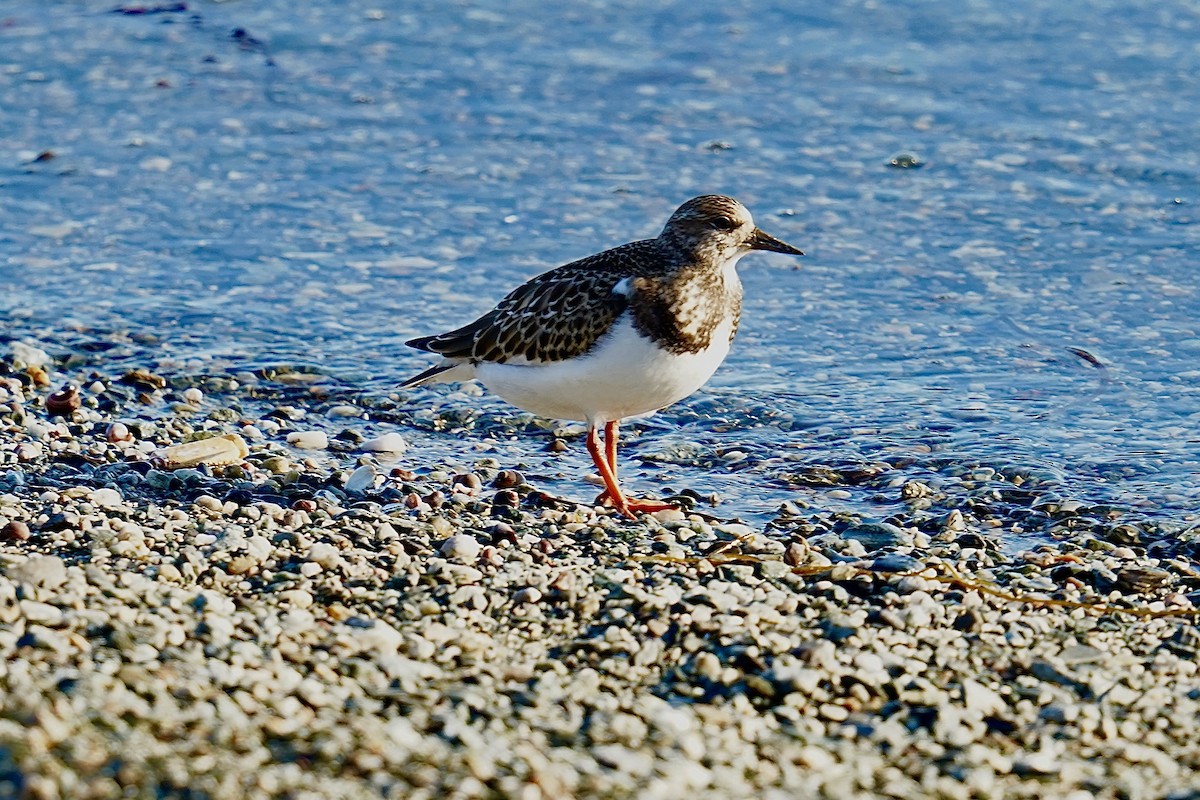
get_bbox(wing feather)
[405,241,666,364]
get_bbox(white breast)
[475,314,734,424]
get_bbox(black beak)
[747,227,804,256]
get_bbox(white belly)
[475,315,733,424]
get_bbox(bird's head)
[661,195,804,263]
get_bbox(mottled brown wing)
[406,247,652,364]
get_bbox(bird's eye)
[710,216,738,231]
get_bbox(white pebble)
[9,342,50,368]
[513,587,542,604]
[286,431,328,450]
[308,542,341,568]
[344,465,377,494]
[16,442,43,462]
[106,422,132,443]
[441,534,481,563]
[360,432,407,454]
[183,387,204,404]
[90,487,123,509]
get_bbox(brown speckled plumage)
[407,241,664,366]
[403,195,802,386]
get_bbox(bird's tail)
[400,360,472,389]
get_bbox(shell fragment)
[156,434,249,469]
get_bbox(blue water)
[2,1,1198,528]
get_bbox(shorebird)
[402,195,803,519]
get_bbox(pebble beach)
[2,344,1199,800]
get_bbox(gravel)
[1,352,1199,800]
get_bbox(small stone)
[492,470,524,489]
[9,342,50,369]
[45,384,81,416]
[953,609,983,632]
[694,652,722,681]
[492,489,520,509]
[183,387,204,404]
[757,560,791,579]
[20,600,63,626]
[870,553,922,573]
[194,495,224,513]
[1,521,31,541]
[287,431,329,450]
[90,487,123,510]
[227,555,256,575]
[452,473,483,496]
[121,368,167,391]
[513,587,542,604]
[784,541,809,567]
[819,703,849,722]
[262,456,291,474]
[962,678,1005,715]
[360,432,407,454]
[307,542,341,569]
[1058,644,1105,665]
[1117,566,1170,593]
[106,422,133,443]
[157,435,248,468]
[842,522,911,550]
[10,556,67,589]
[344,465,377,494]
[280,589,314,608]
[16,443,43,462]
[441,534,482,563]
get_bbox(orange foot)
[595,491,678,520]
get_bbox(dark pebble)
[492,489,520,509]
[952,609,983,632]
[870,553,922,573]
[492,470,524,489]
[46,384,81,416]
[40,513,76,533]
[490,522,518,545]
[452,473,482,495]
[1,521,31,541]
[955,533,988,550]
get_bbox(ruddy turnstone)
[402,195,803,519]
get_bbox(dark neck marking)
[628,266,742,355]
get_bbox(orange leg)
[587,421,677,519]
[593,420,620,508]
[604,420,619,478]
